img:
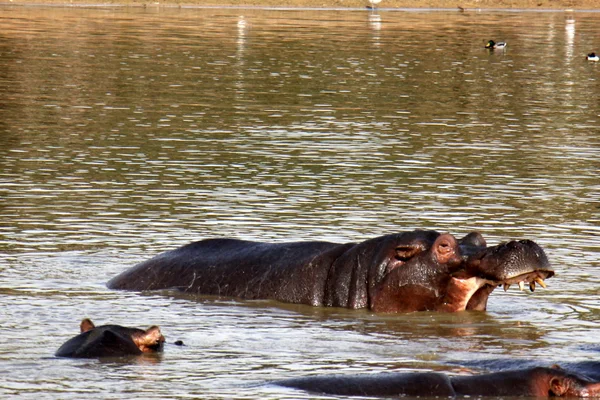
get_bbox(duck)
[485,40,507,50]
[587,52,599,61]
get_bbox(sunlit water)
[0,6,599,399]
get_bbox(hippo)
[55,319,165,358]
[275,366,600,398]
[450,358,600,382]
[107,230,554,313]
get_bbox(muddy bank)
[3,0,600,10]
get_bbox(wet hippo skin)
[108,229,554,313]
[276,367,600,398]
[55,319,165,358]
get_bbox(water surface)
[0,6,599,399]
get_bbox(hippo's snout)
[465,239,554,293]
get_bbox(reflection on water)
[368,12,382,45]
[0,6,599,399]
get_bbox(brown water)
[0,6,599,399]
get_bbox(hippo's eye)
[395,245,423,261]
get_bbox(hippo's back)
[107,238,350,305]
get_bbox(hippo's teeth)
[503,283,510,292]
[518,281,525,291]
[529,281,536,292]
[534,277,547,288]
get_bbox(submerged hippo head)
[55,319,165,358]
[275,366,600,398]
[451,366,600,398]
[369,234,554,313]
[543,367,600,398]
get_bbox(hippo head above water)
[55,319,165,358]
[107,229,554,314]
[368,233,554,312]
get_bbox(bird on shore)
[485,40,507,50]
[367,0,381,10]
[587,52,599,61]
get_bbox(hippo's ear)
[549,377,568,396]
[433,234,461,265]
[80,318,95,333]
[550,364,564,371]
[145,326,164,342]
[133,326,165,352]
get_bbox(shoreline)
[1,0,599,10]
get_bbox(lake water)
[0,5,599,399]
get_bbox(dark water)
[0,6,599,399]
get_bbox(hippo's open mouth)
[443,272,554,312]
[442,239,555,313]
[467,269,554,311]
[444,239,556,312]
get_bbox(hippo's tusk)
[534,277,547,288]
[500,277,548,293]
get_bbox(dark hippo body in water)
[55,319,165,358]
[108,229,553,313]
[451,357,600,383]
[275,367,600,398]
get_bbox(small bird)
[367,0,381,10]
[587,52,599,61]
[485,40,507,50]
